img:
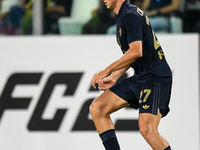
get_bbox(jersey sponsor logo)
[0,72,139,132]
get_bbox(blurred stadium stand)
[58,0,186,35]
[170,0,186,33]
[58,0,98,35]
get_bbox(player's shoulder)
[121,5,144,25]
[123,3,144,19]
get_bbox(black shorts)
[109,78,172,117]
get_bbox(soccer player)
[90,0,172,150]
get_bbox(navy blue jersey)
[116,0,172,84]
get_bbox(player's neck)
[113,0,125,15]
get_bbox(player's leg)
[139,110,171,150]
[138,82,172,150]
[90,78,141,150]
[89,90,130,150]
[90,90,130,133]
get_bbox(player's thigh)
[109,77,141,109]
[90,90,130,115]
[139,109,162,131]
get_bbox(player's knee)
[139,125,158,139]
[139,126,149,138]
[89,98,106,118]
[89,100,96,115]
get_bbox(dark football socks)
[99,129,120,150]
[164,146,171,150]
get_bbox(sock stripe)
[100,129,116,142]
[101,134,116,142]
[99,129,120,150]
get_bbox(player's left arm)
[105,41,142,73]
[91,41,142,88]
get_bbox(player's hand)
[98,76,116,91]
[91,69,109,89]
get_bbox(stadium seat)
[0,0,21,13]
[170,16,183,33]
[58,0,98,35]
[169,0,185,33]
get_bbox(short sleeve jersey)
[116,0,172,84]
